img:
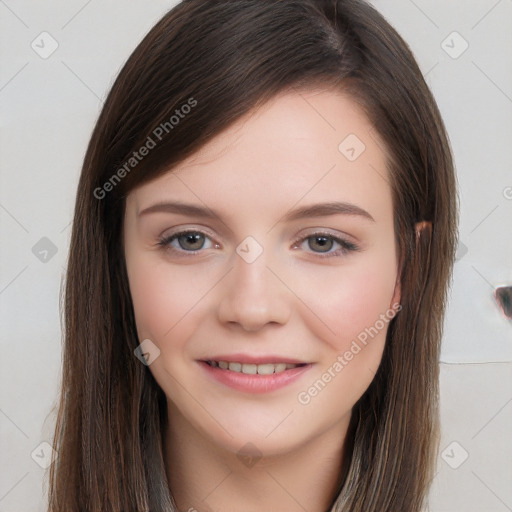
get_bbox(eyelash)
[156,229,360,259]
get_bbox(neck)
[163,401,351,512]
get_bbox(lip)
[198,360,313,394]
[204,353,308,365]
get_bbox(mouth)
[203,360,308,375]
[198,357,312,394]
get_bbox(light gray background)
[1,1,511,510]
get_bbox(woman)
[48,0,458,510]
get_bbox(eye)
[157,228,360,259]
[157,229,218,255]
[293,232,360,258]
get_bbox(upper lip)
[201,354,309,365]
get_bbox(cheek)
[125,254,211,348]
[293,256,398,353]
[293,263,397,413]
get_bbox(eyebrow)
[138,200,375,222]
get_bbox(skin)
[124,88,404,512]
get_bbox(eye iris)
[309,235,333,253]
[178,232,205,250]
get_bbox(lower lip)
[198,361,313,394]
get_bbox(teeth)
[209,360,299,374]
[228,362,242,372]
[257,364,275,375]
[240,363,257,374]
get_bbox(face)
[123,89,401,459]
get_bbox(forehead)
[129,88,393,224]
[178,88,385,167]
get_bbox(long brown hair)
[47,0,458,510]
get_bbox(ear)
[389,221,433,309]
[415,220,432,239]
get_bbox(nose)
[216,248,291,332]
